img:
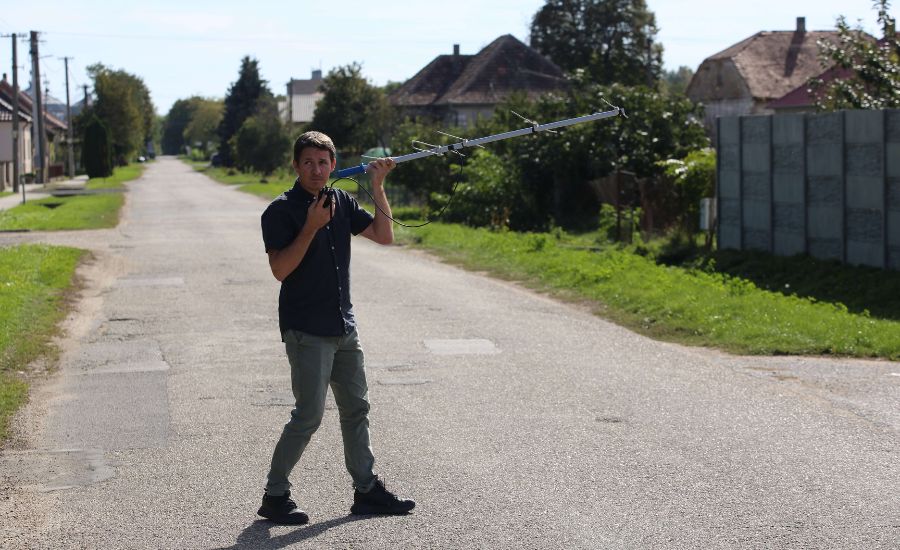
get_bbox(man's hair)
[293,131,336,163]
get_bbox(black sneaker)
[350,477,416,515]
[257,491,310,525]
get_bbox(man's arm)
[267,193,334,282]
[360,158,396,245]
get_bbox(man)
[257,131,415,525]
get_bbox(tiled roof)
[289,77,323,95]
[688,29,843,102]
[390,34,565,107]
[0,79,67,131]
[768,33,889,109]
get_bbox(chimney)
[796,17,806,33]
[312,69,322,80]
[453,44,460,56]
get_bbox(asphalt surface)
[1,157,898,549]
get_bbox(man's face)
[293,147,336,193]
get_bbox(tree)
[81,115,113,178]
[218,56,272,167]
[183,98,224,158]
[384,117,457,201]
[232,96,289,177]
[472,79,708,230]
[309,63,393,155]
[812,0,900,110]
[87,63,155,164]
[161,98,198,155]
[530,0,663,86]
[661,66,694,96]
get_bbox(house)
[389,35,566,127]
[766,64,855,113]
[686,17,841,134]
[284,70,324,124]
[0,77,33,189]
[768,31,890,113]
[0,75,68,187]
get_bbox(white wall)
[0,120,32,172]
[291,93,324,123]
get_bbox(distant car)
[210,153,222,167]
[138,156,147,163]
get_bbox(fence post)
[803,114,809,256]
[738,116,744,250]
[716,117,722,250]
[768,115,775,253]
[884,109,889,269]
[841,110,847,264]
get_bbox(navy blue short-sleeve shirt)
[261,182,374,337]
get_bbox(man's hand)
[367,157,396,188]
[360,158,395,245]
[304,191,335,233]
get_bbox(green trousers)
[265,328,376,496]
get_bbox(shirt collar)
[288,178,315,202]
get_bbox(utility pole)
[12,34,21,198]
[63,56,74,177]
[29,31,47,184]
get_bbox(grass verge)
[0,164,145,231]
[182,158,358,201]
[0,244,85,443]
[395,223,900,359]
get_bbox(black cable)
[329,157,465,228]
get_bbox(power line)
[42,30,322,45]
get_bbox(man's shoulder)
[263,192,298,217]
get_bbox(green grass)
[183,159,359,201]
[85,163,145,189]
[0,191,13,199]
[0,165,145,231]
[396,223,900,359]
[0,244,85,443]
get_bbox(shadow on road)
[217,515,368,549]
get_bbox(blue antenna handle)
[334,164,367,178]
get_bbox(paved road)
[1,157,898,549]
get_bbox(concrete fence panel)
[887,111,900,269]
[717,109,900,270]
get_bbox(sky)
[0,0,894,115]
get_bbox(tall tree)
[81,115,113,178]
[309,63,393,155]
[530,0,663,86]
[812,0,900,110]
[217,56,271,167]
[86,63,155,164]
[232,96,289,176]
[162,98,199,155]
[183,98,224,157]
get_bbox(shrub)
[658,148,716,232]
[440,149,520,229]
[81,116,114,178]
[232,107,289,177]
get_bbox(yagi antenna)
[334,104,626,178]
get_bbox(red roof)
[0,78,68,131]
